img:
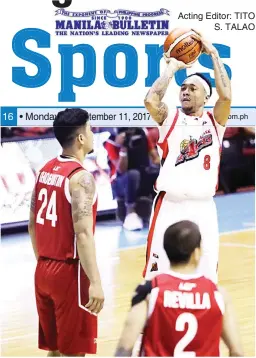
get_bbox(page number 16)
[3,113,14,121]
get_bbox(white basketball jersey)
[155,109,226,200]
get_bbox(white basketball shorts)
[143,192,219,283]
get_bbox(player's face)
[84,122,94,154]
[77,122,94,155]
[179,78,206,112]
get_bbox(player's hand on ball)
[191,29,217,56]
[164,55,192,70]
[85,282,105,314]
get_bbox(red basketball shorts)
[35,258,97,355]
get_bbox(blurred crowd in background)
[2,125,255,230]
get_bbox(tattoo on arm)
[72,172,95,223]
[30,189,36,213]
[145,70,172,103]
[212,53,230,89]
[156,102,169,119]
[144,69,173,122]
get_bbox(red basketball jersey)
[140,272,224,357]
[35,156,97,260]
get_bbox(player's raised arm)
[70,170,104,315]
[28,187,38,260]
[144,58,191,125]
[219,286,244,357]
[192,30,231,126]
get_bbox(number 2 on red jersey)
[174,312,198,356]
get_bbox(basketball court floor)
[1,191,255,356]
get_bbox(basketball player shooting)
[116,221,243,357]
[28,109,104,356]
[143,29,231,283]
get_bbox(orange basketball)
[164,28,202,64]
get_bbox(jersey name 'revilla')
[163,290,211,309]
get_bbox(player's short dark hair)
[53,108,89,148]
[186,72,213,97]
[163,220,201,265]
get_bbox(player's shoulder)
[204,110,226,132]
[69,169,95,191]
[148,273,181,292]
[157,108,180,141]
[180,275,218,294]
[158,108,179,128]
[204,109,214,119]
[167,107,180,121]
[39,157,57,171]
[198,275,218,288]
[153,272,175,284]
[198,277,227,303]
[70,168,93,181]
[200,109,214,125]
[131,280,153,307]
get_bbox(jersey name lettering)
[38,171,65,188]
[163,290,211,310]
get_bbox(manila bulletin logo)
[54,8,171,36]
